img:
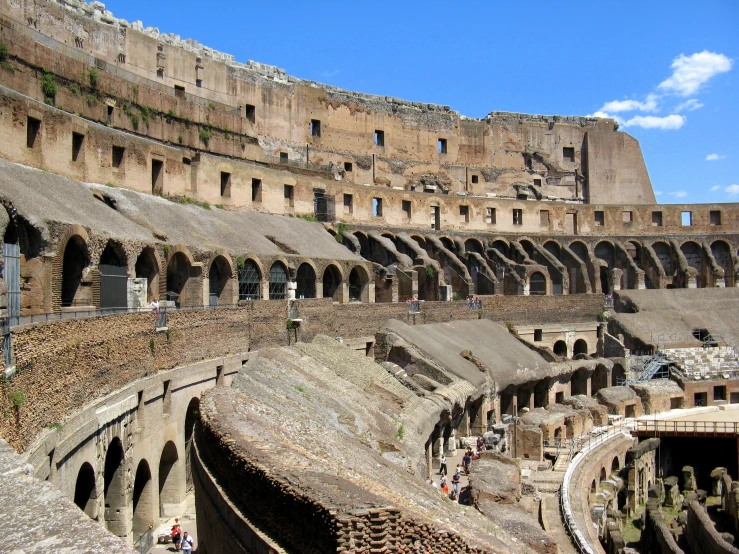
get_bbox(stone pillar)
[426,441,433,480]
[315,281,323,299]
[446,428,457,455]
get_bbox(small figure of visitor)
[463,450,472,475]
[439,454,447,476]
[171,518,182,551]
[451,471,461,498]
[440,474,449,496]
[181,530,194,552]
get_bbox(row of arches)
[72,398,200,538]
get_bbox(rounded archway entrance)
[322,265,342,301]
[296,263,316,299]
[61,236,90,307]
[159,441,180,517]
[74,462,98,520]
[103,437,126,536]
[529,272,546,295]
[349,266,368,302]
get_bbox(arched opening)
[440,237,455,252]
[599,266,611,294]
[99,242,127,310]
[553,340,568,358]
[349,266,368,303]
[166,252,192,308]
[410,235,426,250]
[491,240,510,258]
[103,437,126,536]
[592,365,608,395]
[612,364,625,386]
[74,462,98,520]
[61,235,90,307]
[268,262,288,300]
[465,239,483,255]
[353,232,371,259]
[520,240,535,260]
[132,459,154,537]
[529,271,546,295]
[681,241,703,287]
[711,241,733,287]
[238,259,261,301]
[574,339,589,357]
[569,241,589,263]
[135,247,159,302]
[600,467,607,482]
[594,241,615,268]
[543,241,561,259]
[571,368,589,395]
[322,265,342,301]
[296,263,317,299]
[652,242,673,274]
[159,441,180,517]
[3,219,20,321]
[611,457,620,474]
[208,255,232,306]
[591,480,597,493]
[184,398,200,492]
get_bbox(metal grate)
[269,264,287,300]
[238,261,261,300]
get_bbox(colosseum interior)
[1,1,738,553]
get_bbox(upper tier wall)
[0,0,654,204]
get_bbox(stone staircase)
[664,346,739,378]
[553,450,571,472]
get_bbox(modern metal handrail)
[634,420,739,436]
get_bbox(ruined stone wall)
[641,504,685,554]
[0,293,603,451]
[686,500,739,554]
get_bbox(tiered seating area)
[664,347,739,379]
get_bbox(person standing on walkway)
[181,531,194,553]
[439,454,447,476]
[451,471,461,498]
[171,519,182,551]
[463,451,472,475]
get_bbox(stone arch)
[132,459,155,537]
[135,247,160,302]
[612,364,625,386]
[465,238,484,254]
[99,240,127,268]
[439,236,456,253]
[574,339,589,357]
[571,367,589,395]
[611,456,620,473]
[184,397,200,492]
[296,261,317,299]
[103,437,126,536]
[158,441,180,517]
[353,231,370,259]
[491,239,510,257]
[208,254,234,306]
[73,461,98,520]
[166,247,195,307]
[519,239,535,260]
[268,261,288,300]
[61,232,91,308]
[238,257,262,301]
[680,241,703,286]
[553,340,568,358]
[711,240,734,287]
[592,364,608,395]
[652,241,673,274]
[349,265,369,303]
[594,241,615,268]
[529,271,547,296]
[600,467,607,482]
[322,263,343,301]
[410,234,426,249]
[98,240,128,310]
[543,240,562,259]
[569,241,589,263]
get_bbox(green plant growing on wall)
[166,109,175,123]
[69,83,80,95]
[88,67,99,89]
[131,114,140,130]
[334,222,350,244]
[236,257,246,271]
[140,106,152,124]
[165,328,172,342]
[598,311,607,322]
[208,102,216,110]
[86,94,98,108]
[149,338,155,355]
[0,43,8,61]
[177,136,183,144]
[425,265,436,279]
[132,85,139,103]
[199,127,212,146]
[395,424,405,441]
[41,69,57,104]
[452,293,463,301]
[49,422,62,431]
[286,319,295,331]
[8,389,25,409]
[163,245,170,256]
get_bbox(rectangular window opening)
[402,200,412,220]
[594,211,605,226]
[373,197,383,217]
[279,152,288,164]
[460,205,469,223]
[710,210,722,225]
[310,119,321,137]
[344,162,353,172]
[220,171,231,198]
[438,138,447,154]
[681,211,692,226]
[174,85,185,99]
[431,206,440,230]
[107,105,114,123]
[151,159,164,196]
[72,132,84,162]
[513,208,523,225]
[252,178,262,202]
[162,380,172,415]
[112,146,125,169]
[216,365,224,386]
[245,104,256,124]
[540,210,550,227]
[486,207,496,225]
[534,329,543,342]
[374,130,384,147]
[284,184,294,208]
[343,193,353,214]
[652,211,663,227]
[563,146,575,162]
[26,116,41,148]
[471,175,479,184]
[714,385,727,402]
[555,391,564,404]
[195,79,202,88]
[533,178,542,187]
[622,211,633,223]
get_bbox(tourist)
[463,451,472,475]
[459,485,471,505]
[171,518,182,551]
[452,471,461,498]
[181,530,194,552]
[151,297,160,322]
[439,454,447,476]
[476,436,484,452]
[440,474,449,495]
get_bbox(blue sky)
[104,0,739,204]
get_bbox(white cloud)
[676,99,704,111]
[658,51,733,96]
[600,93,659,113]
[655,191,663,196]
[706,153,726,161]
[622,114,686,130]
[710,185,722,191]
[727,184,739,196]
[668,191,688,198]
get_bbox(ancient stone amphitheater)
[1,2,738,553]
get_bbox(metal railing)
[634,420,739,436]
[133,527,154,554]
